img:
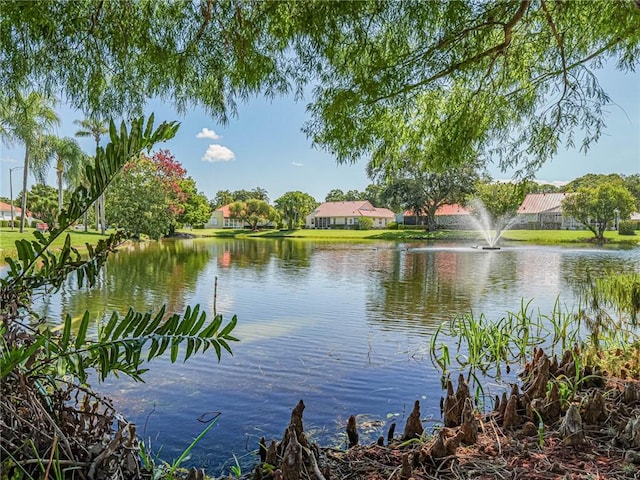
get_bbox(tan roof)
[310,201,395,219]
[517,193,573,214]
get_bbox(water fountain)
[466,199,518,250]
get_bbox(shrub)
[618,220,637,236]
[386,221,398,230]
[358,217,373,230]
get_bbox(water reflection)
[30,239,640,476]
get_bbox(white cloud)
[292,162,303,167]
[196,128,222,140]
[0,157,18,164]
[202,144,235,162]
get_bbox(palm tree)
[33,135,86,213]
[0,92,59,232]
[74,117,108,233]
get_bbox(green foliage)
[107,156,174,239]
[622,173,640,210]
[358,217,373,230]
[25,183,58,227]
[325,189,346,202]
[1,115,237,478]
[373,156,481,231]
[563,173,625,192]
[473,181,526,224]
[0,90,60,232]
[275,191,318,229]
[618,220,636,235]
[229,199,276,230]
[33,135,87,212]
[562,183,636,242]
[177,177,213,227]
[1,2,638,180]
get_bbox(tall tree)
[74,116,108,233]
[106,150,189,238]
[0,91,59,232]
[211,190,234,209]
[275,191,318,229]
[24,183,58,228]
[106,155,173,239]
[325,189,346,202]
[176,178,213,228]
[563,173,625,192]
[562,183,636,243]
[362,184,384,207]
[371,157,481,231]
[33,135,86,213]
[229,199,277,231]
[622,174,640,211]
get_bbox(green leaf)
[75,311,91,350]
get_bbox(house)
[514,193,579,230]
[402,203,472,229]
[207,203,273,229]
[208,204,244,229]
[0,201,30,224]
[305,201,395,229]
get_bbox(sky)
[1,63,638,204]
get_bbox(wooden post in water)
[213,276,218,316]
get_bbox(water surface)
[34,238,640,475]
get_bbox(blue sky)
[1,64,638,204]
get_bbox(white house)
[305,201,395,229]
[514,193,579,229]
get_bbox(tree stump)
[346,415,358,448]
[624,418,640,449]
[623,381,640,404]
[443,380,460,428]
[455,373,470,408]
[498,392,508,418]
[399,453,412,480]
[502,394,521,429]
[259,437,267,463]
[459,398,478,444]
[281,425,303,480]
[266,440,277,466]
[582,390,606,424]
[387,422,396,444]
[559,404,585,446]
[401,400,424,441]
[544,381,562,422]
[524,352,550,400]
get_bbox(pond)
[34,238,640,476]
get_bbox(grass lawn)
[181,227,639,245]
[0,227,112,259]
[501,229,638,245]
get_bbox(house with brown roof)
[305,201,395,229]
[514,193,578,229]
[402,203,473,228]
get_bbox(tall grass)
[429,293,638,400]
